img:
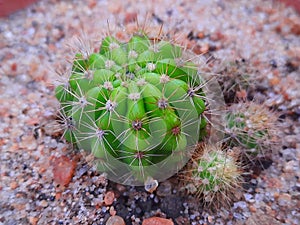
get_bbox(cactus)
[55,32,208,185]
[225,101,280,158]
[183,144,242,208]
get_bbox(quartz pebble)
[106,215,125,225]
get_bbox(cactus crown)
[55,32,208,185]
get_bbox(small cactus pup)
[225,101,280,159]
[55,31,210,185]
[183,144,242,208]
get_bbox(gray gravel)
[0,0,299,224]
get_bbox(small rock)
[278,193,292,206]
[233,201,247,209]
[124,12,137,24]
[283,160,297,173]
[106,215,125,225]
[249,205,257,213]
[28,216,39,225]
[244,193,254,203]
[39,200,48,208]
[104,191,115,206]
[10,181,18,190]
[142,217,174,225]
[197,31,205,39]
[144,177,158,193]
[52,156,76,186]
[109,206,116,216]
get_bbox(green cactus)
[184,144,242,208]
[225,101,279,157]
[55,33,207,185]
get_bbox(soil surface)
[0,0,299,224]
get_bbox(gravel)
[0,0,299,224]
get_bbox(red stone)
[52,156,76,186]
[0,0,38,17]
[278,0,300,13]
[124,12,137,24]
[10,63,17,72]
[142,217,174,225]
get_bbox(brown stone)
[52,156,76,186]
[142,217,174,225]
[197,31,205,39]
[249,205,257,213]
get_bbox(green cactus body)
[187,145,242,207]
[225,102,279,156]
[55,34,208,185]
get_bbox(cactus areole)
[55,34,208,185]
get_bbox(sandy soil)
[0,0,299,224]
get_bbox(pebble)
[109,206,116,216]
[283,160,298,173]
[104,191,115,206]
[233,201,247,209]
[52,156,76,186]
[124,12,137,24]
[278,193,292,206]
[28,216,39,225]
[39,200,48,208]
[249,205,257,213]
[10,181,18,190]
[142,217,174,225]
[106,215,125,225]
[243,193,254,203]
